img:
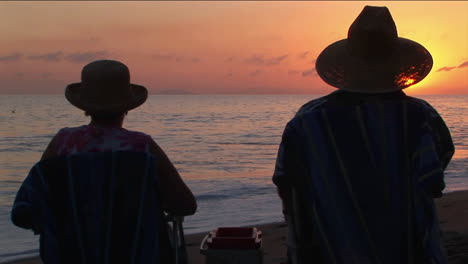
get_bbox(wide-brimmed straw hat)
[315,6,433,93]
[65,60,148,114]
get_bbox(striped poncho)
[273,90,454,264]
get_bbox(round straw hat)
[65,60,148,114]
[315,6,433,93]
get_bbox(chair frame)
[166,214,189,264]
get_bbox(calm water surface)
[0,94,467,262]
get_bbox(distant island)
[153,89,195,95]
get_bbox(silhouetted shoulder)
[405,96,443,119]
[405,95,454,169]
[295,94,331,118]
[121,128,154,141]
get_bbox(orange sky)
[0,1,466,95]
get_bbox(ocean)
[0,94,467,262]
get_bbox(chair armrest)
[166,213,185,223]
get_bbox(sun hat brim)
[315,37,433,93]
[65,82,148,113]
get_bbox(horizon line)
[1,93,467,96]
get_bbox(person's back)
[273,6,454,264]
[274,90,453,263]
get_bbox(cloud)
[191,57,201,63]
[288,70,300,75]
[65,51,110,63]
[302,68,317,77]
[28,51,62,62]
[249,69,263,77]
[89,37,101,43]
[458,61,468,68]
[175,56,200,63]
[298,51,309,59]
[15,72,25,79]
[153,53,175,61]
[155,89,194,95]
[41,72,52,79]
[0,53,22,62]
[244,54,288,66]
[436,66,457,72]
[440,32,449,40]
[153,53,200,63]
[235,85,288,94]
[436,61,468,73]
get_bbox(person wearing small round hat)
[273,6,454,264]
[11,60,195,263]
[41,60,197,215]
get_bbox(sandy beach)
[5,190,468,264]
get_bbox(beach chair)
[11,151,189,264]
[166,214,189,264]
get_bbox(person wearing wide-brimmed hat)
[273,6,454,264]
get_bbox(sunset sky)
[0,1,466,95]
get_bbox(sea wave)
[195,194,230,201]
[0,94,466,263]
[0,249,39,259]
[214,141,277,146]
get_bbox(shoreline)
[3,190,468,264]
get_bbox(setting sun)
[404,78,416,86]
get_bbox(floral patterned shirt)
[51,125,152,156]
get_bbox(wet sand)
[5,190,468,264]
